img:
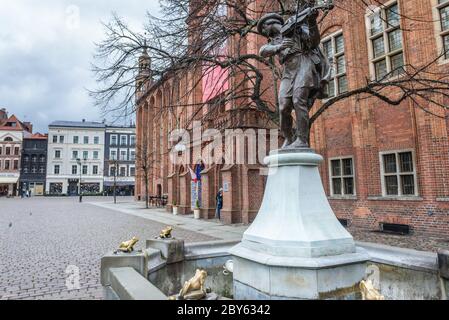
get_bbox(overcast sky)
[0,0,160,133]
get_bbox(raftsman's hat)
[257,13,284,35]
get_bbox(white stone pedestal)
[230,149,369,300]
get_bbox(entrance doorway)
[68,180,79,196]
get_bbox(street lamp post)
[109,159,118,204]
[113,161,117,204]
[76,158,84,203]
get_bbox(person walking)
[215,188,223,220]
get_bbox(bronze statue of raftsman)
[257,0,334,149]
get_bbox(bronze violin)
[281,1,335,37]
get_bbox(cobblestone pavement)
[0,197,215,300]
[348,227,449,253]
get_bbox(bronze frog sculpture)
[360,280,385,300]
[169,269,208,300]
[117,237,139,253]
[159,226,173,239]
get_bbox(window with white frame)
[367,2,404,80]
[73,136,79,144]
[130,150,136,161]
[437,0,449,59]
[83,151,88,160]
[322,32,348,97]
[72,150,78,160]
[93,165,99,175]
[94,136,100,145]
[54,165,60,175]
[130,135,136,146]
[381,151,417,196]
[110,149,117,160]
[120,150,127,161]
[110,166,116,176]
[83,136,89,144]
[72,165,78,175]
[120,135,128,146]
[93,151,99,160]
[82,165,88,175]
[130,166,136,176]
[54,150,61,159]
[110,135,118,146]
[330,157,355,196]
[120,166,127,177]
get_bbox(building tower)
[135,43,152,99]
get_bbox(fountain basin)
[101,240,449,300]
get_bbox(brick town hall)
[135,0,449,238]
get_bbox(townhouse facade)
[46,121,106,195]
[104,125,136,196]
[19,133,48,196]
[0,113,33,197]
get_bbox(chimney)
[0,108,7,119]
[24,122,33,133]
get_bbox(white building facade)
[46,121,106,195]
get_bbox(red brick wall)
[311,0,449,237]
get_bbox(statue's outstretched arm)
[306,11,321,48]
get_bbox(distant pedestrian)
[215,188,223,220]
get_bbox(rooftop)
[25,133,48,140]
[106,124,136,129]
[49,120,106,129]
[0,114,33,133]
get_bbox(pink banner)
[202,62,229,103]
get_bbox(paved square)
[0,197,215,300]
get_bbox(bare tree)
[91,0,449,137]
[135,143,155,209]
